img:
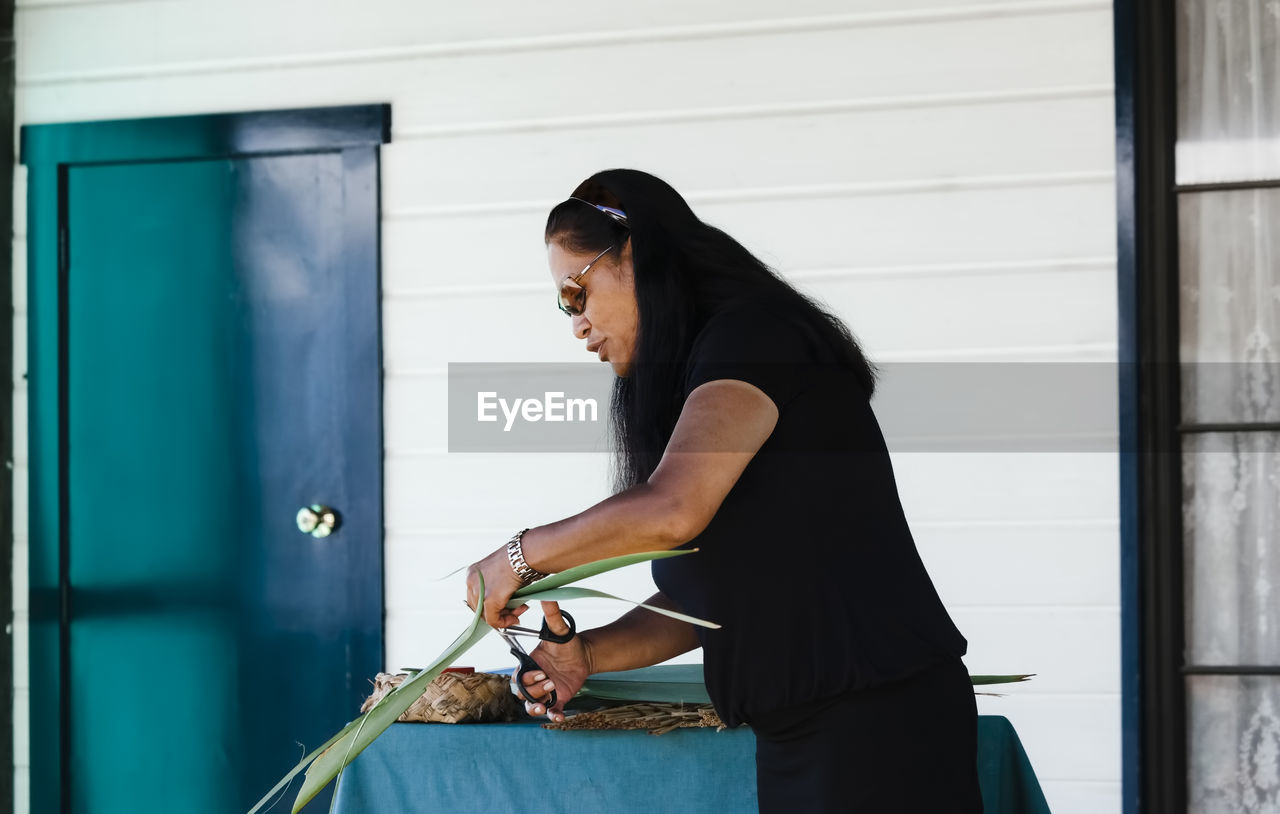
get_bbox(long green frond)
[968,674,1035,685]
[286,581,490,812]
[509,585,720,629]
[244,717,363,814]
[511,549,696,599]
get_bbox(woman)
[465,169,982,812]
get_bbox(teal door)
[21,107,389,813]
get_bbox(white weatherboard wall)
[12,1,1120,811]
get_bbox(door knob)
[297,505,341,538]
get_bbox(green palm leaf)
[245,717,364,814]
[287,582,489,813]
[968,674,1035,685]
[511,548,696,599]
[579,665,712,705]
[247,549,705,813]
[571,666,1033,706]
[509,585,719,629]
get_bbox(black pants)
[750,658,983,813]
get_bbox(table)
[332,714,1050,813]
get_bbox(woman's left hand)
[465,546,529,629]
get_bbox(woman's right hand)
[515,601,593,723]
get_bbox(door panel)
[64,150,381,812]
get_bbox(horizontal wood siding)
[12,1,1119,810]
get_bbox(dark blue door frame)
[1114,0,1193,811]
[1113,0,1142,805]
[1115,1,1280,809]
[20,103,391,814]
[1114,0,1142,810]
[1115,0,1164,809]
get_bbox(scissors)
[495,610,577,708]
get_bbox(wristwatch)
[506,528,548,586]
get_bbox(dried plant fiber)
[542,702,727,735]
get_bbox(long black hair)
[545,169,877,491]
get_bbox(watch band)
[506,528,548,586]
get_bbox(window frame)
[1119,1,1280,812]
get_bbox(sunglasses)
[557,244,614,317]
[568,196,629,228]
[555,198,630,317]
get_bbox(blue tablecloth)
[332,714,1049,813]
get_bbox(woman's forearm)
[520,483,691,574]
[580,592,701,674]
[517,382,776,576]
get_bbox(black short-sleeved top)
[650,300,967,728]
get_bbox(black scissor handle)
[509,647,557,708]
[510,611,576,709]
[539,610,576,644]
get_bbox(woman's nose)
[571,313,590,339]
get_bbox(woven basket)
[361,671,522,724]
